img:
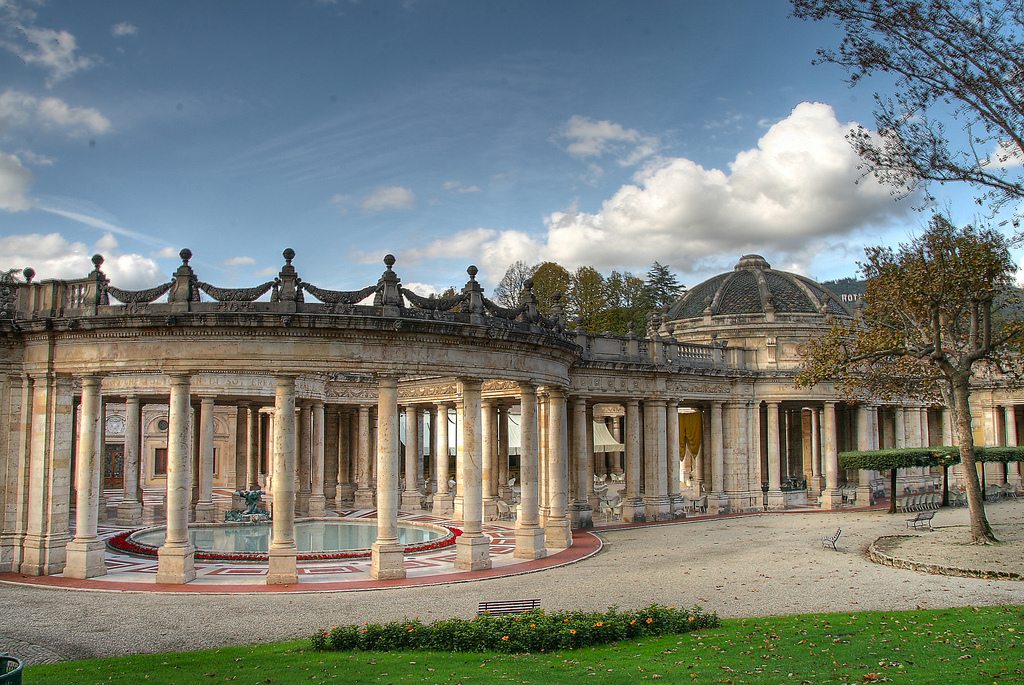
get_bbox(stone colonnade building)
[0,250,1020,585]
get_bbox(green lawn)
[26,605,1024,685]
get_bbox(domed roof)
[665,255,852,322]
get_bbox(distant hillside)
[821,278,864,305]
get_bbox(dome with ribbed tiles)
[665,255,852,323]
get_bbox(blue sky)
[0,0,1013,295]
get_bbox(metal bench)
[477,599,541,616]
[906,510,936,530]
[822,528,841,550]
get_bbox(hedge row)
[310,604,719,653]
[838,445,1024,470]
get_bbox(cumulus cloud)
[443,181,482,194]
[558,115,659,167]
[9,26,95,87]
[0,89,111,136]
[360,186,415,212]
[111,22,137,37]
[0,232,165,289]
[151,246,179,259]
[222,256,256,267]
[453,102,913,282]
[0,150,33,210]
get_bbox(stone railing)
[572,325,724,371]
[9,249,576,344]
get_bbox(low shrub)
[310,604,718,653]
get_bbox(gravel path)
[3,500,1022,666]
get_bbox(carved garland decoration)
[105,282,174,304]
[195,280,276,303]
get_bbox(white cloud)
[0,232,164,289]
[222,256,256,267]
[10,26,95,87]
[402,281,443,297]
[0,150,33,211]
[111,22,137,37]
[452,102,913,283]
[15,149,52,165]
[253,266,278,278]
[360,186,415,212]
[558,115,659,167]
[151,246,179,259]
[442,181,482,194]
[987,140,1023,170]
[0,89,111,136]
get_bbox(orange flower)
[593,622,604,627]
[570,629,577,635]
[646,618,654,624]
[630,620,636,625]
[502,636,510,641]
[688,617,695,621]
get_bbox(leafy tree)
[798,215,1023,543]
[492,260,534,308]
[529,261,573,319]
[606,269,649,334]
[568,266,612,332]
[792,0,1024,220]
[642,262,684,312]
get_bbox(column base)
[644,496,673,521]
[432,493,454,516]
[544,517,572,549]
[569,502,593,529]
[267,546,298,584]
[63,537,105,579]
[335,483,356,507]
[498,486,514,502]
[621,498,647,523]
[401,490,424,511]
[856,486,873,507]
[156,543,196,584]
[513,526,547,560]
[353,488,376,509]
[20,533,70,576]
[482,497,498,521]
[669,494,687,518]
[194,502,216,523]
[370,541,407,579]
[295,492,311,517]
[98,493,108,522]
[117,501,144,526]
[820,488,843,510]
[453,496,464,522]
[766,490,786,510]
[308,494,327,517]
[455,533,491,571]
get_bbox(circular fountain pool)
[110,519,458,561]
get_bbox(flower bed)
[311,604,720,653]
[107,525,460,562]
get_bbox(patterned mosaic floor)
[2,489,600,593]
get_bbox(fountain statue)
[225,489,271,522]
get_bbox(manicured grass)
[26,605,1024,685]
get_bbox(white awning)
[505,414,623,454]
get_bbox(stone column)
[585,405,600,511]
[432,403,453,515]
[156,374,196,584]
[515,383,546,559]
[695,410,708,495]
[243,402,260,490]
[402,406,422,510]
[765,401,784,509]
[667,400,684,516]
[353,405,375,509]
[497,406,512,501]
[544,386,571,548]
[267,377,298,584]
[21,375,73,576]
[643,398,670,520]
[856,404,874,506]
[370,376,405,579]
[710,401,726,514]
[194,396,216,522]
[296,403,312,516]
[570,396,593,528]
[117,394,143,525]
[821,401,841,509]
[481,402,498,519]
[622,398,645,522]
[809,407,823,495]
[308,400,326,516]
[336,409,355,506]
[453,400,465,521]
[456,378,491,570]
[1005,405,1021,487]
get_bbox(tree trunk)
[950,378,998,543]
[888,468,897,514]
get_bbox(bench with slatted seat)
[822,528,841,550]
[477,599,541,616]
[906,510,936,530]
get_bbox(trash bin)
[0,655,22,685]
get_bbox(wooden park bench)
[822,528,841,550]
[477,599,541,616]
[906,510,936,530]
